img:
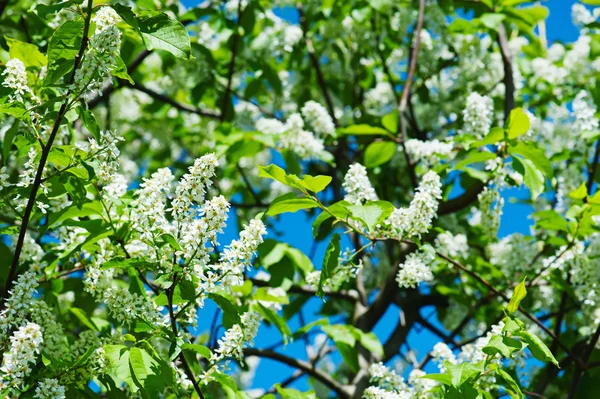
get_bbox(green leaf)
[569,183,588,200]
[300,175,332,193]
[129,346,164,397]
[208,293,241,328]
[76,106,100,140]
[514,157,545,200]
[256,303,292,344]
[515,331,560,368]
[181,344,211,359]
[5,37,47,67]
[507,108,530,139]
[358,332,384,358]
[267,195,319,216]
[337,124,391,136]
[104,345,135,391]
[364,141,396,168]
[507,277,527,313]
[136,11,192,59]
[421,373,453,385]
[482,335,525,358]
[345,201,394,232]
[317,233,341,297]
[509,142,553,177]
[113,55,135,84]
[293,319,329,340]
[45,20,84,85]
[478,13,506,31]
[101,257,154,270]
[496,369,524,399]
[70,308,98,331]
[275,385,317,399]
[381,111,398,132]
[46,201,105,230]
[444,361,484,388]
[475,127,505,146]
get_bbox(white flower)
[405,139,454,165]
[572,3,595,26]
[396,251,434,289]
[220,219,267,285]
[431,342,457,372]
[301,101,335,136]
[573,91,599,135]
[0,166,11,190]
[0,272,38,340]
[2,58,33,103]
[17,147,38,188]
[463,92,494,139]
[477,187,503,240]
[343,163,378,205]
[213,311,261,362]
[34,378,66,399]
[385,171,442,239]
[1,323,43,388]
[256,118,286,135]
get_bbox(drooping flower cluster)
[213,311,261,362]
[364,362,434,398]
[0,272,38,341]
[385,171,442,239]
[462,92,494,138]
[0,323,43,390]
[88,130,125,185]
[472,186,504,240]
[343,163,378,205]
[34,378,66,399]
[171,153,219,225]
[405,139,454,166]
[219,219,268,286]
[256,111,329,160]
[2,58,36,103]
[71,6,121,95]
[396,250,435,289]
[301,100,335,136]
[572,90,599,135]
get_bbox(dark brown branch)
[121,80,221,119]
[3,0,94,301]
[297,2,338,126]
[497,24,514,120]
[438,180,485,215]
[586,140,600,194]
[167,276,205,399]
[434,249,584,369]
[244,348,350,398]
[396,0,425,188]
[220,1,243,122]
[250,278,359,302]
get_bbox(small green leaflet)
[507,277,527,314]
[317,233,341,298]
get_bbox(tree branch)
[497,24,514,120]
[297,2,338,126]
[121,80,221,119]
[220,0,243,122]
[3,0,94,301]
[244,348,350,399]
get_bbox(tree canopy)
[1,0,600,398]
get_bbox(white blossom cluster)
[343,163,378,205]
[89,130,125,185]
[0,323,43,390]
[219,219,268,286]
[487,233,539,276]
[2,58,37,103]
[396,250,435,289]
[462,92,494,138]
[17,147,38,189]
[34,378,66,399]
[72,6,121,95]
[435,232,468,259]
[572,3,597,26]
[256,109,330,160]
[364,362,434,398]
[572,90,599,135]
[0,271,38,341]
[405,139,454,166]
[301,101,335,136]
[252,11,303,55]
[385,171,442,239]
[471,187,503,240]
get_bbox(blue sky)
[180,0,584,393]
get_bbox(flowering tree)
[2,0,600,397]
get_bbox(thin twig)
[3,0,94,301]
